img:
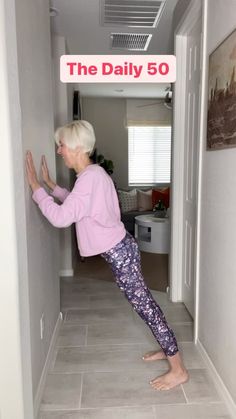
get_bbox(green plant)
[154,199,166,211]
[153,199,166,218]
[97,154,114,175]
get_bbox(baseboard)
[196,339,236,419]
[59,269,74,277]
[34,312,63,418]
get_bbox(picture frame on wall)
[207,28,236,150]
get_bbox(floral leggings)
[101,232,178,357]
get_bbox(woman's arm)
[41,155,69,202]
[32,186,89,228]
[26,151,41,192]
[26,151,90,228]
[41,155,56,190]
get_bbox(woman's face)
[57,139,76,168]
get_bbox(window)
[128,125,171,185]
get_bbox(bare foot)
[142,350,167,361]
[150,368,189,391]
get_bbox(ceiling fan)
[137,85,173,109]
[163,88,172,109]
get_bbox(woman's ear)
[75,145,82,155]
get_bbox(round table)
[134,214,170,254]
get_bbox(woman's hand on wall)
[25,151,41,192]
[41,155,56,191]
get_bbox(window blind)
[128,126,171,185]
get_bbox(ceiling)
[50,0,180,98]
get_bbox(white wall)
[126,99,171,125]
[14,0,60,406]
[52,35,75,275]
[198,0,236,405]
[82,97,128,188]
[0,1,33,417]
[173,0,192,31]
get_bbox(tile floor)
[39,276,231,419]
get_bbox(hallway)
[39,275,230,418]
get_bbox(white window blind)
[128,126,171,185]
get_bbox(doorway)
[170,0,202,325]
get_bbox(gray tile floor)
[39,277,231,419]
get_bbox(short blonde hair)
[54,120,96,155]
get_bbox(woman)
[26,120,188,391]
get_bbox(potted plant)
[90,148,114,175]
[97,154,114,175]
[153,199,166,218]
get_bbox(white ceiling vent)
[101,0,166,28]
[110,32,152,50]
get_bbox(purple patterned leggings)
[101,232,178,357]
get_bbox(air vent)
[102,0,166,28]
[111,33,152,50]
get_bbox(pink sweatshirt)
[32,164,126,256]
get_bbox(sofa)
[118,187,170,236]
[121,209,153,235]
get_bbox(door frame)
[170,0,204,343]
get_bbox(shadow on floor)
[76,252,168,292]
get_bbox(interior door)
[182,18,202,317]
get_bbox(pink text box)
[60,55,176,83]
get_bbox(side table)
[135,214,170,254]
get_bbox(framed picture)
[207,28,236,150]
